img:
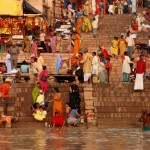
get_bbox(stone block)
[85,101,93,106]
[85,110,94,114]
[8,107,15,111]
[85,106,94,110]
[84,91,93,99]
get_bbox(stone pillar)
[84,85,97,126]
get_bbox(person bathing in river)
[139,110,150,131]
[51,112,65,128]
[67,107,81,127]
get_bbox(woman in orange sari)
[73,32,80,54]
[75,16,83,35]
[53,88,63,116]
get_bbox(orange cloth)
[71,54,78,68]
[132,24,138,30]
[0,67,3,72]
[0,117,11,125]
[53,93,63,116]
[75,18,82,34]
[0,83,10,98]
[73,34,80,54]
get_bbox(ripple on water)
[0,128,150,150]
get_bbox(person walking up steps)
[134,55,146,92]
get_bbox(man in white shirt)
[40,30,47,52]
[126,32,135,58]
[37,52,44,74]
[92,18,98,37]
[33,58,38,82]
[92,52,99,76]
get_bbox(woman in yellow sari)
[119,35,127,57]
[111,37,119,58]
[73,32,80,54]
[82,15,92,33]
[53,88,63,116]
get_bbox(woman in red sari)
[39,66,48,94]
[96,0,100,15]
[51,112,65,128]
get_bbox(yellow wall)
[0,0,23,16]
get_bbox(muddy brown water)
[0,128,150,150]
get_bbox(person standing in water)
[0,78,11,115]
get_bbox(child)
[105,58,112,83]
[50,112,65,128]
[130,63,135,82]
[65,103,71,119]
[33,103,47,121]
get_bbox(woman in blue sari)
[56,55,62,74]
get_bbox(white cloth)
[33,62,38,74]
[84,73,91,82]
[126,36,135,46]
[92,0,96,14]
[37,56,44,73]
[40,33,45,41]
[92,20,98,29]
[6,53,11,73]
[108,5,115,14]
[68,4,75,13]
[99,62,105,72]
[92,56,99,75]
[122,56,131,74]
[134,73,144,90]
[95,15,99,25]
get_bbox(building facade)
[28,0,54,24]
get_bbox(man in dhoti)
[134,55,146,91]
[81,48,93,83]
[5,51,11,73]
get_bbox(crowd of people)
[31,80,82,128]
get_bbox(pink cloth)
[39,70,48,94]
[50,36,57,53]
[32,42,38,58]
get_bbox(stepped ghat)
[0,13,150,128]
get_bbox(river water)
[0,128,150,150]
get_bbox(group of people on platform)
[31,80,82,128]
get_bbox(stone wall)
[0,82,85,127]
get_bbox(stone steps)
[0,83,85,126]
[83,83,150,127]
[96,118,141,128]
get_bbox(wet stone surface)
[0,128,150,150]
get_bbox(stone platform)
[0,82,149,128]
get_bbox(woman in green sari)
[32,82,40,104]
